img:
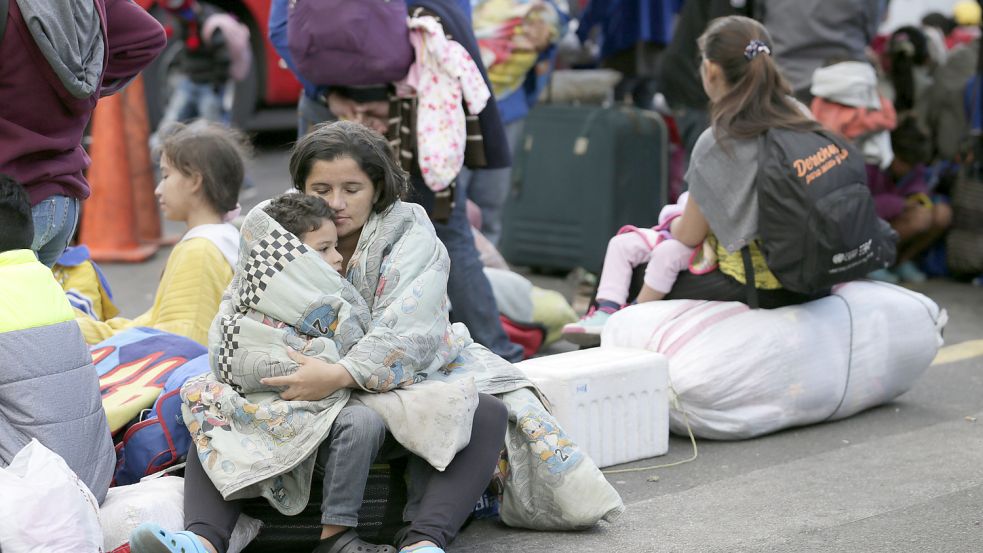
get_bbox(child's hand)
[261,348,355,401]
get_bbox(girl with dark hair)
[75,121,248,346]
[659,15,826,308]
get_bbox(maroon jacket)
[0,0,165,206]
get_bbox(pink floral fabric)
[400,16,491,192]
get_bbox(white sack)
[0,439,103,553]
[601,281,946,439]
[99,476,262,553]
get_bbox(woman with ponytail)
[661,15,826,308]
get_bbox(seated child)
[76,121,249,346]
[0,174,115,503]
[562,193,704,346]
[865,116,953,283]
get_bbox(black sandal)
[312,529,397,553]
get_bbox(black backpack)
[745,128,898,306]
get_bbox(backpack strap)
[741,246,760,309]
[0,0,8,44]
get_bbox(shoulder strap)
[741,246,759,309]
[0,0,9,45]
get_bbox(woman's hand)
[261,349,356,401]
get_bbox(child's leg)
[898,202,953,264]
[316,404,389,538]
[890,202,933,243]
[637,240,696,303]
[595,229,661,305]
[398,394,508,551]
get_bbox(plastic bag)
[99,476,261,553]
[0,439,104,553]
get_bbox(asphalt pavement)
[102,142,983,553]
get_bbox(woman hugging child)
[76,121,249,346]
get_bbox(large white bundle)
[601,281,946,439]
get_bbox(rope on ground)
[602,384,699,475]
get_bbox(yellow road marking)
[932,339,983,366]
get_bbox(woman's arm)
[670,195,710,247]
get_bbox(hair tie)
[223,203,242,223]
[744,39,771,61]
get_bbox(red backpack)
[500,315,546,360]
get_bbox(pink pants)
[595,229,694,305]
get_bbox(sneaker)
[894,261,927,283]
[867,268,900,284]
[561,307,614,347]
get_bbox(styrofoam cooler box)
[515,347,669,468]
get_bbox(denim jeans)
[458,119,524,246]
[155,77,226,142]
[31,195,80,267]
[411,175,524,363]
[315,404,389,527]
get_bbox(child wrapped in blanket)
[175,193,479,553]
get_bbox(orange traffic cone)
[122,76,164,245]
[80,88,158,262]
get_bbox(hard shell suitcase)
[499,104,669,273]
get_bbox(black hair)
[288,120,408,214]
[891,115,933,166]
[0,174,34,253]
[262,193,335,240]
[888,26,930,113]
[156,120,252,215]
[922,13,957,36]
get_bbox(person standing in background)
[0,0,166,266]
[576,0,682,108]
[757,0,884,103]
[155,0,251,130]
